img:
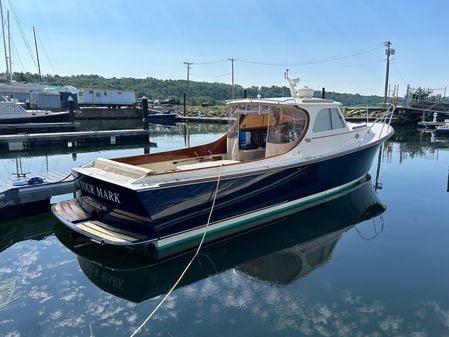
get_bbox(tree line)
[3,72,385,106]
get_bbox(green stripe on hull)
[157,176,368,251]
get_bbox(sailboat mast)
[7,9,11,83]
[0,0,9,81]
[33,26,41,80]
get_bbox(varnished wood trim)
[155,128,392,188]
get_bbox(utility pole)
[33,26,41,80]
[183,62,192,116]
[7,10,11,83]
[228,57,235,99]
[383,41,395,107]
[184,61,192,85]
[0,0,9,82]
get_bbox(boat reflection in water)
[0,213,56,254]
[55,175,385,303]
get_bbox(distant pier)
[0,129,156,151]
[176,115,229,124]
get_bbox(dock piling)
[68,95,75,123]
[183,92,186,116]
[141,96,149,129]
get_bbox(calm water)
[0,123,448,337]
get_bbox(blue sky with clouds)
[5,0,449,95]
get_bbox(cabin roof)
[227,97,341,107]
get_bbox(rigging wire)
[11,38,25,72]
[130,164,224,337]
[36,30,56,75]
[7,0,38,70]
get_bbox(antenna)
[285,71,300,98]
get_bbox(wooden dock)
[0,170,76,220]
[0,129,154,151]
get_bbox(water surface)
[0,124,448,337]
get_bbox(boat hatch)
[52,199,156,245]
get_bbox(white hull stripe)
[155,176,367,250]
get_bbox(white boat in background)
[52,75,395,255]
[435,120,449,134]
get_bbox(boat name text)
[79,181,121,204]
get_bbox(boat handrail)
[358,103,395,146]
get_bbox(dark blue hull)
[0,111,70,124]
[144,113,177,125]
[55,176,385,301]
[70,140,382,247]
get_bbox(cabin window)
[79,92,83,97]
[267,107,307,144]
[313,108,345,132]
[265,106,308,157]
[96,92,101,97]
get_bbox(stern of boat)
[52,162,158,247]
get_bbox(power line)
[391,60,407,87]
[190,72,231,78]
[236,43,384,67]
[190,58,227,65]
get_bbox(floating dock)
[0,170,76,220]
[0,122,79,133]
[417,121,447,128]
[176,115,229,124]
[0,129,155,151]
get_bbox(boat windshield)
[227,104,308,159]
[227,104,270,138]
[0,102,27,114]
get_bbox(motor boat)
[54,176,386,301]
[52,75,394,254]
[143,108,177,125]
[0,99,71,124]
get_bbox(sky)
[3,0,449,96]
